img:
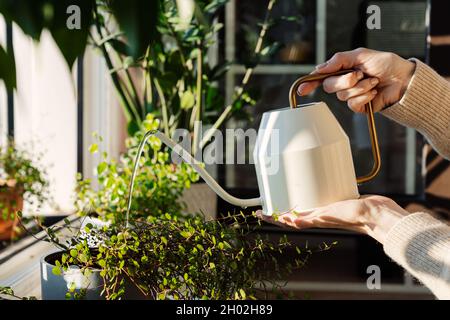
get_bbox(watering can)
[127,70,381,218]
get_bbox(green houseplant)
[1,0,287,217]
[0,143,49,240]
[34,210,332,300]
[76,114,199,223]
[90,0,280,148]
[0,0,280,145]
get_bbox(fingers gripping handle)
[289,70,381,184]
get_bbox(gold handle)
[289,70,381,184]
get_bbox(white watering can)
[126,70,381,220]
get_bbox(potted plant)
[75,115,199,224]
[0,143,48,241]
[33,210,330,300]
[0,0,293,217]
[32,114,334,300]
[86,0,283,217]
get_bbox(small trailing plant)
[30,210,335,300]
[0,142,49,221]
[76,115,199,223]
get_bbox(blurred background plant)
[0,0,283,154]
[76,115,199,223]
[0,142,49,240]
[90,0,281,154]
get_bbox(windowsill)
[0,215,80,299]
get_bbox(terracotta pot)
[0,187,23,241]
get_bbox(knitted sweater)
[380,59,450,299]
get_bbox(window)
[221,0,427,196]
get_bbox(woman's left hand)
[256,195,410,244]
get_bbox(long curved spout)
[126,130,262,225]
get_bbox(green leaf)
[108,38,130,56]
[97,161,108,175]
[209,61,232,81]
[52,266,62,276]
[0,1,46,40]
[98,259,106,267]
[0,45,16,91]
[70,249,78,258]
[239,289,246,299]
[180,91,195,110]
[89,143,98,154]
[127,120,140,136]
[180,231,192,239]
[109,0,161,58]
[0,1,94,69]
[49,0,94,68]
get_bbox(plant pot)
[40,251,147,300]
[0,187,23,241]
[181,182,217,219]
[40,251,104,300]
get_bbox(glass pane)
[224,0,427,196]
[326,0,427,60]
[235,0,317,65]
[225,74,423,195]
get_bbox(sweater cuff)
[381,59,450,158]
[384,212,450,297]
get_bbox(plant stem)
[153,78,170,136]
[92,5,142,126]
[123,61,144,119]
[199,0,276,149]
[102,26,144,123]
[167,21,189,70]
[191,46,203,156]
[143,47,153,110]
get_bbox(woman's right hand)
[298,48,416,113]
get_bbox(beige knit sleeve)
[381,58,450,159]
[384,213,450,299]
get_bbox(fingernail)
[357,71,364,80]
[315,62,328,70]
[371,90,378,95]
[297,84,306,96]
[370,78,379,85]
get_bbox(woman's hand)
[298,48,416,113]
[257,195,410,244]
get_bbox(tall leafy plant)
[0,0,161,91]
[0,0,281,152]
[91,0,280,152]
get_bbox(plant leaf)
[0,45,16,91]
[109,0,161,59]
